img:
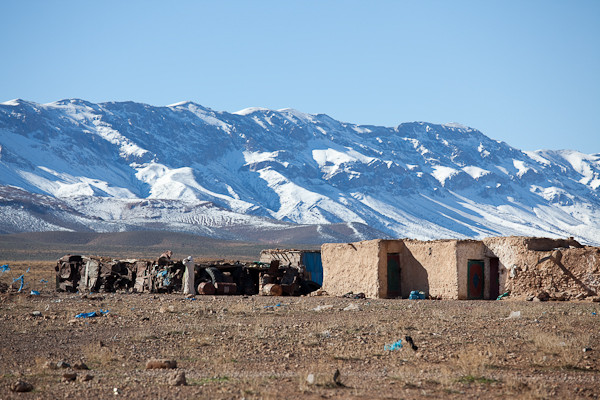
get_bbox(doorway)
[467,259,484,299]
[387,253,401,298]
[489,257,500,299]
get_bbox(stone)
[11,380,33,392]
[306,373,315,385]
[56,360,71,369]
[31,311,43,317]
[146,359,177,369]
[73,361,89,370]
[168,371,186,386]
[80,374,94,382]
[62,372,77,382]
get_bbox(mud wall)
[401,240,460,299]
[321,240,382,298]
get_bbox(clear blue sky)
[2,0,599,153]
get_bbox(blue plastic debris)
[384,339,403,351]
[264,303,282,309]
[40,279,48,283]
[409,291,426,300]
[75,309,109,318]
[593,312,597,316]
[496,292,510,300]
[30,290,40,295]
[157,270,168,277]
[0,264,10,273]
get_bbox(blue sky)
[2,0,599,153]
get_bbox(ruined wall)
[483,236,600,300]
[321,240,382,298]
[401,240,459,299]
[455,240,486,299]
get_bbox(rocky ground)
[1,263,599,399]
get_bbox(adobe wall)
[401,240,459,299]
[321,240,382,298]
[455,240,486,299]
[483,236,600,300]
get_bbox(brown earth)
[1,262,599,399]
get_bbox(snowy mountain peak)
[1,99,599,245]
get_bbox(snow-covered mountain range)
[1,98,599,245]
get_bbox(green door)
[468,259,484,299]
[387,253,401,298]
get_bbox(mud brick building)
[321,236,600,300]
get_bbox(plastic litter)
[264,303,282,309]
[496,292,510,300]
[507,310,521,319]
[312,304,333,311]
[343,303,360,311]
[0,264,10,274]
[409,291,426,300]
[593,312,597,316]
[40,279,48,283]
[30,290,40,295]
[405,335,418,351]
[384,339,403,351]
[75,309,109,318]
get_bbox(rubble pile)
[506,247,600,301]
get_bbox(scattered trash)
[306,373,315,385]
[507,311,521,319]
[312,304,333,311]
[30,290,40,295]
[40,279,48,283]
[11,268,30,293]
[31,311,43,317]
[75,309,109,318]
[593,312,597,316]
[405,335,418,351]
[264,303,283,309]
[496,292,510,300]
[583,347,592,353]
[343,303,360,311]
[333,369,344,387]
[0,264,10,273]
[113,387,120,395]
[409,291,426,300]
[62,372,77,382]
[384,339,403,351]
[56,361,71,369]
[342,292,366,299]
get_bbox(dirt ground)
[1,262,599,399]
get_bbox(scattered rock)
[80,374,94,382]
[405,335,418,351]
[168,371,186,386]
[536,291,550,302]
[11,380,33,392]
[507,311,521,319]
[56,361,71,369]
[31,311,43,317]
[146,359,177,369]
[73,361,89,370]
[62,372,77,382]
[583,347,592,353]
[306,373,315,385]
[159,305,176,313]
[342,303,360,311]
[44,360,58,370]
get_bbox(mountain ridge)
[1,98,599,245]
